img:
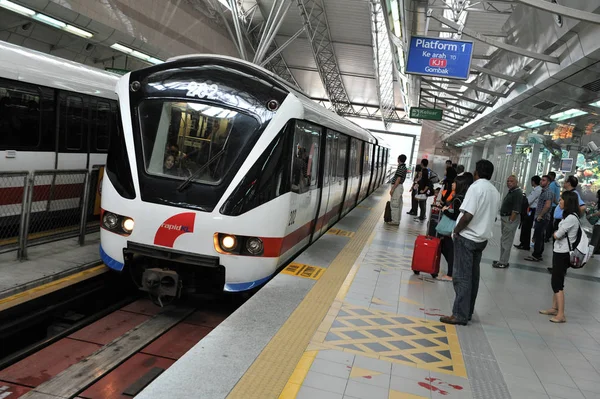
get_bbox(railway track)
[0,289,245,398]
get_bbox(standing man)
[515,175,541,250]
[545,172,561,242]
[414,159,431,222]
[440,160,500,326]
[493,175,523,269]
[525,175,553,262]
[456,165,465,176]
[388,154,408,226]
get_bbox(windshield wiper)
[176,148,226,192]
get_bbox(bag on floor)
[566,220,592,269]
[384,201,392,222]
[412,235,441,278]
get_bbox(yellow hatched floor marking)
[281,263,326,280]
[0,264,107,311]
[326,228,356,238]
[227,195,388,399]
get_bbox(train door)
[287,121,321,251]
[57,92,90,170]
[337,134,349,219]
[88,100,113,170]
[313,130,335,241]
[319,131,340,236]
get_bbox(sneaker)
[493,263,509,269]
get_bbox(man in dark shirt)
[414,158,431,221]
[493,175,522,268]
[525,175,553,262]
[388,154,407,225]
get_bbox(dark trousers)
[591,225,600,254]
[545,209,556,241]
[452,234,487,322]
[519,209,535,247]
[418,199,427,220]
[441,236,454,276]
[409,190,418,213]
[551,252,570,293]
[532,219,548,259]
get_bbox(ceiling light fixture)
[0,0,93,38]
[523,119,550,128]
[505,126,526,133]
[110,43,164,64]
[549,108,588,121]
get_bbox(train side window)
[329,131,338,183]
[291,120,321,194]
[64,96,84,150]
[94,101,111,151]
[0,83,41,149]
[337,134,347,181]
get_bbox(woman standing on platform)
[587,190,600,255]
[439,173,474,281]
[407,165,423,216]
[540,191,580,323]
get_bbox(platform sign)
[406,36,474,80]
[506,145,513,155]
[409,107,443,121]
[560,158,573,172]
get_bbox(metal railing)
[0,167,103,260]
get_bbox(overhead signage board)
[560,158,573,173]
[506,145,513,155]
[409,107,443,121]
[406,36,474,80]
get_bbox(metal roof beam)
[254,0,292,64]
[422,80,495,107]
[428,12,560,64]
[369,0,396,129]
[423,77,508,98]
[515,0,600,25]
[427,5,511,14]
[421,99,476,120]
[421,89,484,113]
[426,27,508,37]
[471,64,527,84]
[297,0,355,114]
[260,28,304,66]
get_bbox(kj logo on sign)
[406,36,474,80]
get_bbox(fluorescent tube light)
[590,100,600,108]
[549,108,588,121]
[0,0,35,16]
[111,43,164,65]
[34,13,66,28]
[505,126,525,133]
[111,43,133,54]
[65,24,93,38]
[217,0,231,10]
[492,131,507,136]
[523,119,550,128]
[483,134,493,139]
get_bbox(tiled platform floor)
[282,190,600,399]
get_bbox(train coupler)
[140,268,182,306]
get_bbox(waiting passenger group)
[388,155,594,326]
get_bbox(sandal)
[550,317,566,323]
[524,256,541,262]
[439,275,453,282]
[539,309,558,316]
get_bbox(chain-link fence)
[0,168,103,260]
[0,171,29,254]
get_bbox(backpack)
[429,169,440,184]
[566,216,592,268]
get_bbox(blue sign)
[506,145,513,155]
[406,36,474,80]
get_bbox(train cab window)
[364,143,371,175]
[337,134,347,181]
[139,100,260,185]
[94,101,111,151]
[291,120,321,194]
[0,84,41,149]
[64,96,84,150]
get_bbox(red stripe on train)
[0,183,84,206]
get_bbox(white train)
[99,55,389,297]
[0,40,119,235]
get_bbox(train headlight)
[103,212,118,230]
[221,235,237,251]
[245,237,264,255]
[122,218,135,233]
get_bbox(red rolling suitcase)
[412,235,441,278]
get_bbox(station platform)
[0,233,104,311]
[136,185,600,399]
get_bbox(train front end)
[99,56,294,299]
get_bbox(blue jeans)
[452,234,488,322]
[532,219,548,259]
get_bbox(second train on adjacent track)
[99,55,390,296]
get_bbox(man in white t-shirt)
[440,159,500,326]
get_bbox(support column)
[528,144,541,181]
[468,145,484,172]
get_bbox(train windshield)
[139,100,261,185]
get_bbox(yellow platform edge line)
[277,351,317,399]
[227,194,387,399]
[0,264,108,311]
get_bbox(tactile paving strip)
[226,194,388,399]
[458,322,511,399]
[316,305,466,377]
